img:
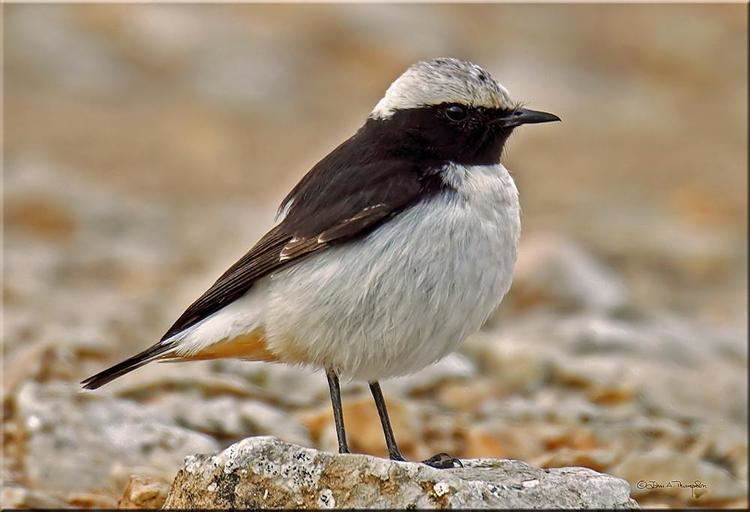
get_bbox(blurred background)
[3,3,747,509]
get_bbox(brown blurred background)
[3,3,748,509]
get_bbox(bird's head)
[367,58,559,165]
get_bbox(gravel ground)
[3,4,747,509]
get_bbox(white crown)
[370,58,514,119]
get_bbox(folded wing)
[161,158,443,341]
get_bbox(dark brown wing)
[279,203,391,261]
[160,155,444,341]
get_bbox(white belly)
[263,163,520,380]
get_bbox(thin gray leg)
[369,381,405,461]
[326,369,350,454]
[370,380,463,469]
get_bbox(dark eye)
[445,105,467,122]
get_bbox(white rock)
[495,233,629,318]
[145,395,311,447]
[164,437,639,509]
[15,382,218,494]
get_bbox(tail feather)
[81,342,174,390]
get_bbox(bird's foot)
[388,451,406,462]
[421,452,463,469]
[387,450,462,469]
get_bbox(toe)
[389,452,406,462]
[422,452,463,469]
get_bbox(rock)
[463,332,550,394]
[106,362,266,401]
[435,377,497,413]
[1,340,52,405]
[163,436,638,509]
[1,487,69,509]
[479,389,609,425]
[299,395,422,460]
[6,5,131,95]
[117,475,170,509]
[494,233,629,319]
[4,194,77,240]
[384,353,477,397]
[14,381,219,496]
[208,360,332,407]
[550,356,638,405]
[459,418,606,466]
[209,354,475,408]
[612,448,746,506]
[474,310,746,424]
[534,448,616,473]
[65,492,118,508]
[148,395,311,447]
[460,424,515,460]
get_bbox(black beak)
[493,107,561,128]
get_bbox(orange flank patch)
[168,331,279,362]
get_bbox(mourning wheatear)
[82,57,559,468]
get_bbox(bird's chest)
[342,164,520,350]
[396,164,521,323]
[265,164,520,379]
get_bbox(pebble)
[15,381,218,497]
[116,474,171,509]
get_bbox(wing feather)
[160,150,444,341]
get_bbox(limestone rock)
[148,395,311,447]
[117,475,170,509]
[612,449,746,505]
[15,381,219,495]
[164,436,638,509]
[1,487,69,509]
[496,233,629,318]
[384,353,477,396]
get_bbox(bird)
[82,57,559,469]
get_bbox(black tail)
[81,342,174,390]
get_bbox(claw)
[422,452,463,469]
